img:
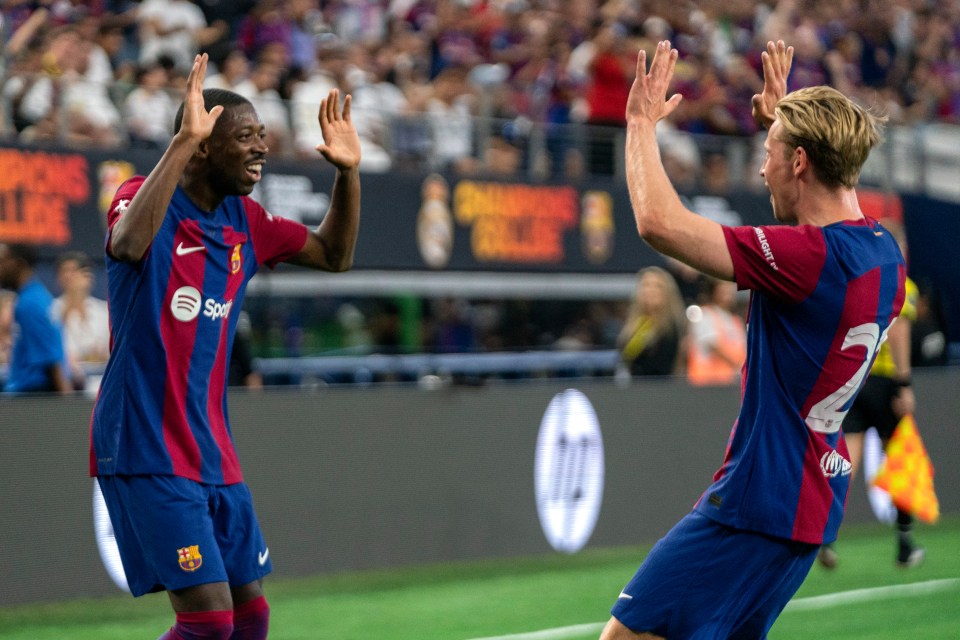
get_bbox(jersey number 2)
[806,321,889,434]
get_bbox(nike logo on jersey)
[176,242,206,256]
[618,591,633,600]
[258,548,270,566]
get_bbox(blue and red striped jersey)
[90,177,308,484]
[694,217,906,544]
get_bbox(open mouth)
[245,162,263,182]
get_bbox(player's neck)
[179,175,225,213]
[796,185,864,227]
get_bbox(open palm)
[752,40,794,130]
[316,89,361,171]
[179,54,223,141]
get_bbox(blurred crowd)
[1,0,959,178]
[1,0,956,389]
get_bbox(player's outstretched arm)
[751,40,793,130]
[625,41,733,280]
[109,54,223,262]
[289,88,361,272]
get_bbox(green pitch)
[2,516,958,640]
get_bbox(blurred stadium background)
[1,1,958,638]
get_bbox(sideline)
[464,578,960,640]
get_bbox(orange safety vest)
[687,305,746,386]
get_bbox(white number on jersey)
[805,321,891,434]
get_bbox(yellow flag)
[872,414,940,524]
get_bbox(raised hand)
[177,53,223,142]
[625,41,683,127]
[751,40,794,130]
[315,89,361,171]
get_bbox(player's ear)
[793,146,807,176]
[195,139,210,159]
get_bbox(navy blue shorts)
[97,475,272,597]
[611,511,817,639]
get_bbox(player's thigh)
[211,482,272,588]
[612,512,816,638]
[98,475,229,597]
[168,581,233,612]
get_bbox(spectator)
[581,21,636,175]
[425,65,476,172]
[204,49,250,91]
[137,0,223,73]
[686,277,746,386]
[0,291,13,366]
[123,61,178,148]
[290,36,350,158]
[346,45,411,172]
[236,0,293,66]
[234,58,293,156]
[52,251,110,392]
[616,266,687,378]
[0,243,70,394]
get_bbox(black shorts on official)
[844,375,899,438]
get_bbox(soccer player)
[90,53,360,640]
[818,220,922,569]
[600,40,906,640]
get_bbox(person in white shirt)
[137,0,223,73]
[123,62,178,148]
[52,251,110,392]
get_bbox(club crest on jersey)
[230,243,242,274]
[820,450,852,478]
[177,545,203,572]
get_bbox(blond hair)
[774,86,885,188]
[625,266,687,338]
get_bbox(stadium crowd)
[1,0,958,178]
[1,0,956,387]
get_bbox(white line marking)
[784,577,960,611]
[464,622,605,640]
[463,578,960,640]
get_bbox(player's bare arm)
[751,40,794,130]
[288,88,362,272]
[624,41,733,280]
[109,54,223,262]
[887,317,915,416]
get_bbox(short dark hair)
[7,243,39,267]
[55,250,92,271]
[173,89,252,135]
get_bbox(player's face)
[207,104,268,196]
[759,121,798,223]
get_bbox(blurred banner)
[2,142,955,338]
[0,141,770,272]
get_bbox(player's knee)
[159,610,234,639]
[231,595,270,640]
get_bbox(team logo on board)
[534,389,605,553]
[177,545,203,572]
[230,243,242,274]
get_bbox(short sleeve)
[105,176,146,256]
[722,224,828,304]
[242,197,309,269]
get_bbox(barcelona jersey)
[90,177,307,484]
[695,217,906,544]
